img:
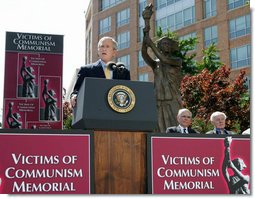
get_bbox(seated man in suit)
[166,108,198,134]
[71,36,130,107]
[206,111,235,135]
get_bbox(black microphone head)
[106,61,116,70]
[116,62,125,69]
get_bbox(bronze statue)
[20,56,36,98]
[142,4,182,132]
[222,137,250,194]
[6,102,22,129]
[42,79,57,121]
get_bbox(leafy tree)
[63,101,73,129]
[176,37,198,75]
[180,66,250,133]
[156,27,177,40]
[197,43,223,73]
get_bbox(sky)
[0,0,90,113]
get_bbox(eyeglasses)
[181,115,191,119]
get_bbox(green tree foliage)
[63,101,73,129]
[197,43,223,73]
[180,66,250,133]
[177,37,198,75]
[156,27,177,40]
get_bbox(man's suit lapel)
[94,61,105,78]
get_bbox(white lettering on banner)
[164,180,214,190]
[12,181,76,192]
[16,33,43,40]
[12,153,60,165]
[157,167,220,178]
[13,33,56,52]
[5,152,87,193]
[5,168,83,179]
[161,155,200,165]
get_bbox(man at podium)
[71,36,130,107]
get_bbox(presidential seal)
[107,85,136,113]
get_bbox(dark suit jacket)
[206,129,235,135]
[166,126,198,134]
[72,60,130,94]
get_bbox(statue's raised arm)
[142,3,153,34]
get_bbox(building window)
[229,14,250,39]
[157,0,167,9]
[179,32,196,40]
[117,54,130,70]
[117,8,130,27]
[99,17,111,35]
[156,6,195,32]
[244,75,251,91]
[101,0,125,11]
[227,0,249,10]
[204,25,218,47]
[183,7,195,26]
[138,26,144,42]
[117,31,130,50]
[175,11,183,30]
[230,44,251,69]
[139,0,147,17]
[139,73,149,81]
[138,51,145,67]
[155,0,182,10]
[204,0,217,18]
[167,14,175,31]
[157,17,168,33]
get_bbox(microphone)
[116,62,125,70]
[106,61,117,70]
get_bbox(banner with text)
[3,31,63,129]
[0,130,93,194]
[147,134,250,194]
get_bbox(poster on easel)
[3,31,63,129]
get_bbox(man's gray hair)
[98,36,118,50]
[210,111,227,121]
[177,108,192,117]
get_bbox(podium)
[72,78,157,194]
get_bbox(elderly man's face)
[212,115,226,129]
[177,111,192,128]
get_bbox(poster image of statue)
[3,100,25,129]
[17,54,39,98]
[39,76,61,121]
[222,137,250,194]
